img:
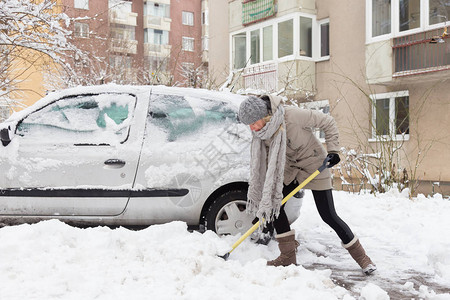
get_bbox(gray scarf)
[246,105,286,224]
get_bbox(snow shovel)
[218,156,333,260]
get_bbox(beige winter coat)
[267,95,339,190]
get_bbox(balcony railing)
[393,28,450,77]
[243,63,277,92]
[144,43,171,57]
[110,38,138,54]
[110,11,138,27]
[143,16,171,31]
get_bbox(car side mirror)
[1,126,12,146]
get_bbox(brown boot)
[343,237,377,275]
[267,230,299,267]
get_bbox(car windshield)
[149,94,237,141]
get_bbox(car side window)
[17,93,136,145]
[148,93,237,141]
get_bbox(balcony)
[110,38,138,54]
[393,28,450,77]
[110,11,138,27]
[144,16,171,31]
[144,43,172,57]
[243,63,277,92]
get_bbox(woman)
[238,95,376,275]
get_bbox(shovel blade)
[218,252,230,260]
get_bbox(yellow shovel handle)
[227,169,322,254]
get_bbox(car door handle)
[104,159,126,169]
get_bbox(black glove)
[327,152,340,167]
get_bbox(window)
[182,11,194,26]
[145,29,169,45]
[109,55,132,69]
[372,0,391,37]
[111,24,135,40]
[17,94,136,145]
[148,94,237,142]
[429,0,450,25]
[263,25,273,61]
[145,2,170,18]
[319,21,330,58]
[399,0,420,32]
[202,11,209,25]
[230,12,322,69]
[181,62,195,70]
[232,32,246,69]
[74,0,89,9]
[109,0,132,20]
[0,103,9,122]
[368,0,448,41]
[299,17,312,57]
[371,91,409,139]
[74,22,89,38]
[299,100,330,141]
[182,37,195,51]
[146,56,168,72]
[251,30,260,64]
[202,36,209,51]
[278,19,293,58]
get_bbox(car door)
[130,88,244,224]
[0,90,148,216]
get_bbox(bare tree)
[0,0,86,119]
[326,66,447,197]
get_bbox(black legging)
[273,182,355,244]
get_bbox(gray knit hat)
[238,96,269,125]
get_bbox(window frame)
[74,22,89,38]
[262,25,274,62]
[182,36,195,51]
[370,90,410,141]
[250,29,261,64]
[145,2,170,18]
[16,93,137,145]
[229,12,322,70]
[74,0,89,10]
[299,16,313,58]
[0,103,9,122]
[202,36,209,51]
[182,11,194,26]
[366,0,448,44]
[317,18,330,61]
[147,93,238,142]
[145,28,169,45]
[231,32,247,69]
[202,11,209,25]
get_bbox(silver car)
[0,85,302,235]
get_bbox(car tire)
[205,190,254,236]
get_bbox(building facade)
[227,0,450,195]
[63,0,207,86]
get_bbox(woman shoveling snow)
[237,95,376,275]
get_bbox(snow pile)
[0,220,348,299]
[1,190,450,299]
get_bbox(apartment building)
[61,0,208,86]
[62,0,110,84]
[227,0,450,195]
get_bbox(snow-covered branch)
[0,0,87,119]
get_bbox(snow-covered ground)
[1,189,449,300]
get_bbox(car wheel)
[205,190,254,236]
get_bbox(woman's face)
[249,118,266,132]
